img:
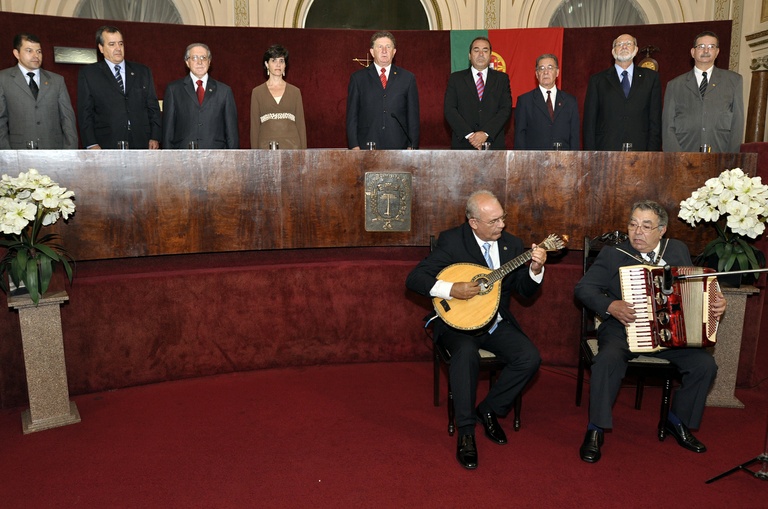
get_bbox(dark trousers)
[438,320,541,431]
[589,323,717,429]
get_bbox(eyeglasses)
[536,65,557,72]
[474,214,507,227]
[613,41,635,48]
[187,55,209,62]
[628,221,659,233]
[694,44,718,50]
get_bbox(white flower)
[679,167,768,239]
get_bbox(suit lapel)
[11,68,36,100]
[462,224,487,266]
[184,76,197,103]
[100,60,124,95]
[36,69,52,102]
[684,69,700,98]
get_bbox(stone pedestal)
[8,290,80,433]
[706,285,759,408]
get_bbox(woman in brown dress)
[250,45,307,149]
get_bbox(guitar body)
[432,263,501,331]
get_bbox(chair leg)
[657,377,672,441]
[513,392,522,431]
[576,355,585,406]
[447,381,455,436]
[635,374,645,410]
[433,350,441,407]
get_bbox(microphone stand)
[706,407,768,483]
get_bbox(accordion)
[619,265,720,353]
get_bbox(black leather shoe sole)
[579,429,603,463]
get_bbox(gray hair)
[185,43,211,62]
[466,190,499,220]
[630,200,668,227]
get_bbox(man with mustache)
[662,31,744,153]
[583,33,662,151]
[406,190,547,469]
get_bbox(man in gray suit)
[162,43,238,149]
[662,31,744,153]
[0,33,78,149]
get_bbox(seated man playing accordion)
[575,200,727,463]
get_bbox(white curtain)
[75,0,182,24]
[549,0,647,28]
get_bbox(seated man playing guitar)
[406,190,548,470]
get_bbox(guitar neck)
[487,249,534,284]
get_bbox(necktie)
[476,72,485,101]
[114,64,124,94]
[699,71,708,98]
[380,68,387,89]
[620,70,630,98]
[196,79,204,105]
[482,242,493,268]
[27,72,38,99]
[546,90,554,121]
[482,242,499,333]
[643,252,657,265]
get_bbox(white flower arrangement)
[0,169,76,304]
[679,168,767,274]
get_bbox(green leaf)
[38,255,52,294]
[25,257,39,304]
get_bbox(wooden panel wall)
[0,150,755,261]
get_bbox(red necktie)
[380,68,387,89]
[196,80,204,105]
[546,90,554,121]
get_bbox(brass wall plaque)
[53,47,97,65]
[364,172,412,231]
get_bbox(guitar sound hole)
[473,276,491,294]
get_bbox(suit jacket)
[162,76,238,149]
[444,68,512,149]
[346,64,419,149]
[0,66,77,149]
[582,66,662,151]
[662,67,744,153]
[514,87,579,150]
[405,223,541,337]
[77,60,162,149]
[575,238,691,338]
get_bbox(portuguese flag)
[451,28,564,107]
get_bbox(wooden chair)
[575,232,679,440]
[427,235,522,436]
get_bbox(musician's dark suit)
[346,64,419,149]
[77,60,161,149]
[582,65,662,151]
[162,76,239,149]
[575,238,717,429]
[444,68,512,149]
[406,223,542,431]
[513,87,580,150]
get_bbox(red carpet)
[0,362,766,508]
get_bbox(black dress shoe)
[663,421,706,453]
[579,429,603,463]
[476,407,507,445]
[456,434,478,469]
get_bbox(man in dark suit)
[583,34,662,151]
[406,190,546,469]
[0,33,77,149]
[663,31,744,153]
[514,54,579,150]
[77,25,161,149]
[346,31,419,149]
[162,43,238,149]
[575,200,726,464]
[444,37,512,150]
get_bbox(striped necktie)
[482,242,499,333]
[114,64,124,94]
[699,71,708,97]
[476,72,484,101]
[380,68,387,89]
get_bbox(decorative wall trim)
[485,0,498,29]
[234,0,248,26]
